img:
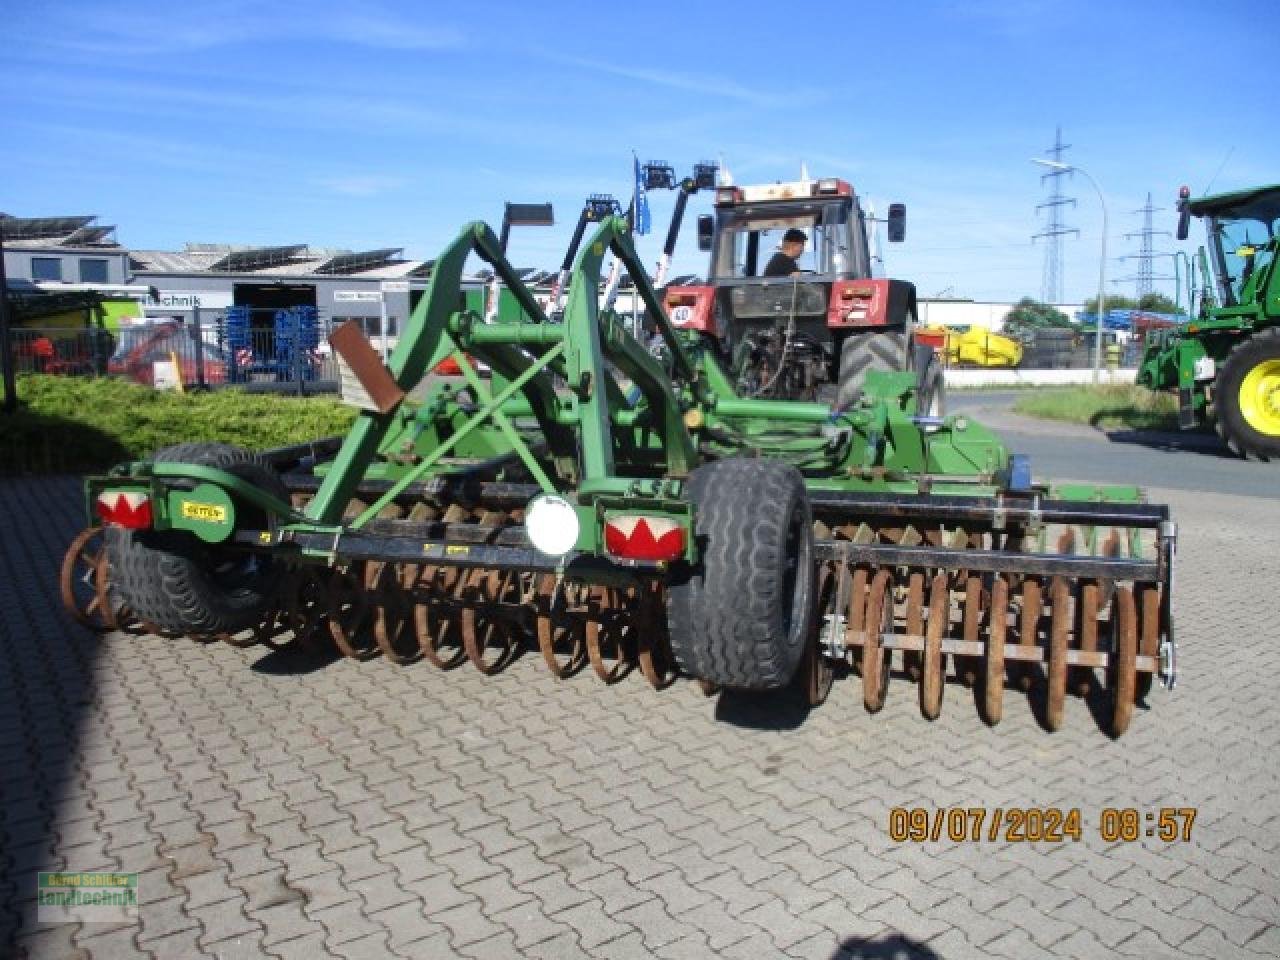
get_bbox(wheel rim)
[1238,358,1280,436]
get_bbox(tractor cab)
[705,179,874,279]
[670,175,915,406]
[1180,184,1280,309]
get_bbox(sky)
[2,0,1277,305]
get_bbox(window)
[31,257,62,282]
[79,258,109,283]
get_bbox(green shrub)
[0,376,356,474]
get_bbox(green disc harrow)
[62,217,1176,736]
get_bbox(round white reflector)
[525,494,580,556]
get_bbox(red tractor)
[661,176,919,408]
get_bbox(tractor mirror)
[887,203,906,243]
[1176,201,1190,241]
[697,215,714,251]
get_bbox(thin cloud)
[550,55,815,109]
[314,175,410,198]
[15,2,463,55]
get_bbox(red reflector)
[604,516,686,562]
[96,491,153,529]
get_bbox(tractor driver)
[763,228,807,277]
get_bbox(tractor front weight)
[64,217,1176,737]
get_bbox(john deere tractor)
[660,177,922,411]
[1137,184,1280,460]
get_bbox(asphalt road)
[950,391,1280,501]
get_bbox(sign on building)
[147,290,235,311]
[334,290,383,303]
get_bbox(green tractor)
[62,216,1176,737]
[1137,184,1280,459]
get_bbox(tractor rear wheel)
[108,443,288,635]
[667,458,815,690]
[1215,328,1280,460]
[834,328,910,410]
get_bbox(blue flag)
[633,155,651,236]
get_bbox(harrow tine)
[585,586,634,684]
[801,565,837,707]
[861,569,894,712]
[1075,581,1101,696]
[325,564,380,660]
[1108,586,1138,737]
[956,574,983,688]
[461,568,520,675]
[982,575,1008,726]
[903,571,925,682]
[412,565,468,670]
[1045,576,1071,731]
[369,561,422,665]
[1136,585,1161,702]
[60,526,119,633]
[1017,578,1043,691]
[285,567,336,656]
[920,572,948,720]
[636,582,679,691]
[843,566,869,676]
[535,574,587,679]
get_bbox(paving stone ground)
[2,476,1278,960]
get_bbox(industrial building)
[128,243,436,346]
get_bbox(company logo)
[180,501,228,523]
[38,873,139,923]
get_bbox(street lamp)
[1032,158,1107,384]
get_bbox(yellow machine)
[923,325,1023,368]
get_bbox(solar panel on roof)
[313,248,405,275]
[0,215,98,241]
[207,245,308,272]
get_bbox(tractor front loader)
[64,217,1176,737]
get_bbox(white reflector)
[525,494,580,556]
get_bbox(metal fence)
[11,308,344,394]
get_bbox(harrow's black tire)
[666,458,815,690]
[1214,328,1280,461]
[107,443,288,635]
[834,327,910,411]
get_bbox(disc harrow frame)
[65,215,1176,737]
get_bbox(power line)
[1031,125,1078,304]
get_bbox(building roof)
[129,242,427,280]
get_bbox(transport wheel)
[834,327,909,411]
[107,443,288,636]
[1215,328,1280,460]
[861,570,894,712]
[667,458,815,690]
